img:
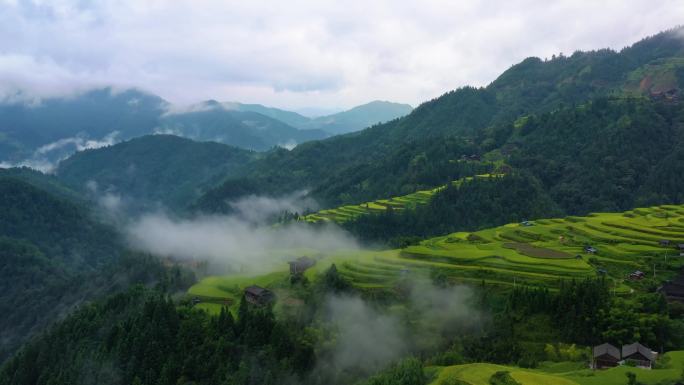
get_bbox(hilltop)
[198,28,684,211]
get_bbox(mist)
[0,131,119,173]
[122,192,354,273]
[315,281,481,379]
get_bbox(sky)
[1,0,683,111]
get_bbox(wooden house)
[288,256,316,275]
[621,343,656,369]
[244,285,275,306]
[592,343,621,369]
[629,270,646,280]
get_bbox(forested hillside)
[199,28,684,210]
[57,135,258,210]
[0,177,194,362]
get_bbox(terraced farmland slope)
[189,204,684,313]
[304,174,499,223]
[428,350,684,385]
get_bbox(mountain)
[0,91,327,169]
[305,100,413,135]
[159,101,328,151]
[220,100,413,135]
[222,101,313,128]
[0,88,166,170]
[56,135,258,210]
[0,177,119,361]
[196,27,684,210]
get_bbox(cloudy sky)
[1,0,683,111]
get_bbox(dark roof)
[593,343,620,359]
[245,285,269,296]
[622,343,655,361]
[661,282,684,297]
[678,244,684,249]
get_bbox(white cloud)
[0,1,682,109]
[125,211,358,273]
[0,131,119,173]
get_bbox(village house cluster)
[592,342,657,370]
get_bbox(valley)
[1,21,684,385]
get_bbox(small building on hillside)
[592,343,621,369]
[288,256,316,275]
[622,343,657,369]
[584,246,598,254]
[629,270,646,280]
[678,244,684,252]
[659,239,671,247]
[244,285,275,306]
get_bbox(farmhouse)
[288,256,316,275]
[584,246,597,254]
[678,244,684,251]
[592,343,621,369]
[244,285,275,306]
[629,270,646,280]
[659,239,671,246]
[622,343,657,369]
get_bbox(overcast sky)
[1,0,683,111]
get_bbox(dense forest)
[4,265,681,385]
[196,28,684,209]
[2,26,684,385]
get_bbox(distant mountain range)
[0,91,412,172]
[223,100,413,135]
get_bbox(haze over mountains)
[2,22,684,385]
[0,92,412,172]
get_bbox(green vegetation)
[0,176,194,362]
[198,28,684,210]
[0,286,314,385]
[191,203,684,317]
[304,174,498,223]
[340,173,562,246]
[427,350,684,385]
[57,135,258,210]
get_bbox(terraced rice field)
[189,204,684,312]
[427,350,684,385]
[303,174,500,223]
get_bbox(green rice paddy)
[188,204,684,314]
[303,174,500,223]
[427,350,684,385]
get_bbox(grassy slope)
[303,174,498,223]
[428,351,684,385]
[189,204,684,315]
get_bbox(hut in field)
[592,343,621,369]
[621,343,656,369]
[244,285,275,306]
[288,256,316,275]
[584,246,597,254]
[659,239,671,246]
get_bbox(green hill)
[56,135,257,210]
[198,28,684,211]
[0,177,119,361]
[303,174,498,223]
[305,100,413,135]
[189,203,684,314]
[429,350,684,385]
[159,100,328,151]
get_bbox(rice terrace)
[190,203,684,311]
[3,11,684,385]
